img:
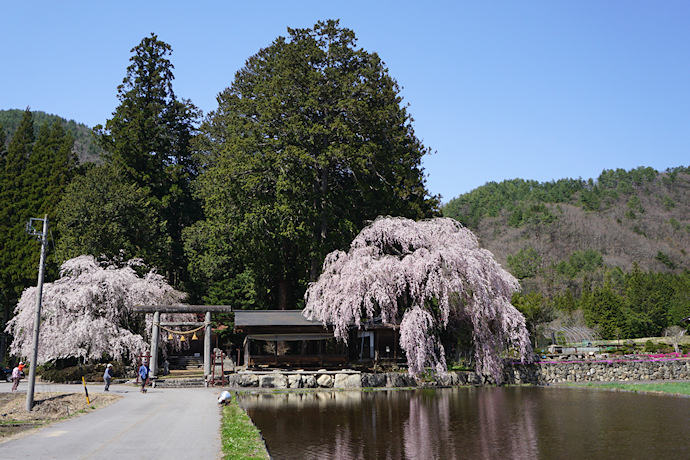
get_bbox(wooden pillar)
[204,311,211,378]
[319,340,323,367]
[150,311,160,379]
[394,329,399,360]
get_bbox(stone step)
[152,378,206,388]
[173,356,204,363]
[169,356,204,370]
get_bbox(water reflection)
[240,387,690,459]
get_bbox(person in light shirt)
[11,362,24,391]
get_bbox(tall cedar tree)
[191,20,439,309]
[89,33,200,285]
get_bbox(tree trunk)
[311,163,329,281]
[278,280,289,310]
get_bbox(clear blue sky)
[2,1,689,203]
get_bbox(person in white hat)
[104,364,114,391]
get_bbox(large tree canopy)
[5,255,194,364]
[303,217,533,381]
[189,20,439,309]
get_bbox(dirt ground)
[0,392,120,443]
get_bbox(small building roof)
[234,310,324,328]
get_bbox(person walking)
[138,361,149,393]
[103,364,114,391]
[10,362,24,391]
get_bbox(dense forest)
[2,21,688,359]
[443,167,690,343]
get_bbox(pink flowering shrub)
[5,255,194,364]
[304,216,533,381]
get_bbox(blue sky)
[2,1,689,203]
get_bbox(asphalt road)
[0,380,223,459]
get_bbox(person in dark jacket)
[138,361,149,393]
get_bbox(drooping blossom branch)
[5,255,195,364]
[304,216,533,381]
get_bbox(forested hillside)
[443,166,690,341]
[0,109,103,164]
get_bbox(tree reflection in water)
[240,386,690,459]
[475,387,539,459]
[403,390,453,459]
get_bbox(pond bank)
[211,358,690,389]
[221,400,269,460]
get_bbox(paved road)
[0,380,223,459]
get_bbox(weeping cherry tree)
[304,216,533,381]
[6,255,195,364]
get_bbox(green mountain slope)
[0,109,103,164]
[444,166,690,279]
[443,166,690,341]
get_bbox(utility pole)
[25,215,48,411]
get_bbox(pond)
[239,386,690,459]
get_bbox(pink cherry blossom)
[304,216,533,381]
[5,255,195,364]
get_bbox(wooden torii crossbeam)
[133,305,233,380]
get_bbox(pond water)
[240,386,690,459]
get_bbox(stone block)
[386,372,415,387]
[303,375,317,388]
[288,374,303,388]
[260,374,288,388]
[316,374,334,388]
[334,373,361,388]
[466,373,481,385]
[361,373,386,387]
[237,374,259,387]
[435,373,454,387]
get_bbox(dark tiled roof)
[234,310,323,327]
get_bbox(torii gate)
[133,305,233,380]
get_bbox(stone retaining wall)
[227,371,367,389]
[505,359,690,384]
[225,369,487,389]
[222,359,690,389]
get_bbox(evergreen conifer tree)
[98,34,200,282]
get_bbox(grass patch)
[447,363,472,372]
[221,399,269,460]
[575,381,690,396]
